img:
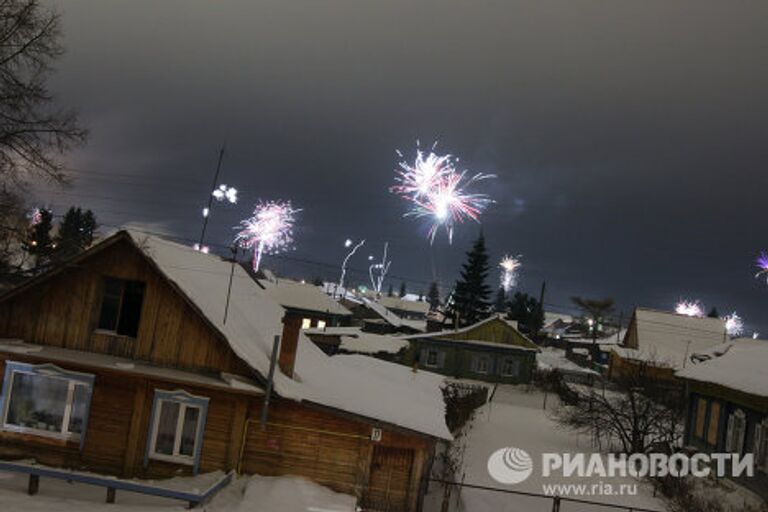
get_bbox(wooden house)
[608,307,727,381]
[402,315,539,384]
[257,277,352,329]
[0,231,450,511]
[676,339,768,500]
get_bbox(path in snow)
[426,385,668,512]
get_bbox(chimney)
[278,313,302,378]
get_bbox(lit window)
[1,361,94,444]
[694,398,707,439]
[316,320,326,329]
[147,390,208,472]
[97,277,145,337]
[301,318,312,329]
[707,401,720,446]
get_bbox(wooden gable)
[0,235,251,377]
[435,317,537,349]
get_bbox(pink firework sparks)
[392,149,453,198]
[28,208,43,226]
[414,170,495,244]
[392,146,494,244]
[234,200,300,271]
[756,252,768,283]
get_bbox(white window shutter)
[726,414,735,452]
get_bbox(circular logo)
[487,447,534,485]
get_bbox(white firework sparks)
[499,255,522,292]
[339,238,365,291]
[368,242,392,295]
[724,312,744,337]
[234,200,300,271]
[212,184,238,204]
[675,300,704,318]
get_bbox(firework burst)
[756,252,768,283]
[675,300,704,318]
[724,312,744,337]
[392,145,494,244]
[212,184,238,204]
[500,255,522,292]
[234,200,300,271]
[369,242,392,295]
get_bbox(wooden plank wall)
[0,239,251,376]
[0,355,250,479]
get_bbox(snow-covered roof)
[567,330,625,346]
[403,313,520,340]
[120,231,450,439]
[615,308,727,369]
[676,338,768,398]
[304,327,409,355]
[376,295,430,315]
[258,279,351,317]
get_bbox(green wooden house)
[403,315,539,384]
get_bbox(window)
[0,361,94,445]
[316,320,326,329]
[425,349,440,368]
[473,356,489,374]
[97,277,146,337]
[301,318,312,329]
[694,398,707,439]
[146,390,208,472]
[707,401,721,446]
[501,358,520,377]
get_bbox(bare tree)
[552,360,683,454]
[1,0,86,188]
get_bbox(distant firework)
[338,238,365,292]
[212,184,238,204]
[675,300,704,318]
[756,252,768,283]
[724,312,744,337]
[391,145,494,244]
[234,200,299,271]
[499,255,522,292]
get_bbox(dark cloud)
[40,0,768,333]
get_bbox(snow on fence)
[430,479,665,512]
[0,460,233,508]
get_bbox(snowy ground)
[0,470,356,512]
[425,385,667,512]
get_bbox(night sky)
[39,1,768,333]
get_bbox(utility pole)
[198,145,226,248]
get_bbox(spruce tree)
[448,233,491,327]
[387,284,394,297]
[707,307,720,318]
[399,281,407,298]
[23,208,54,266]
[54,207,96,261]
[494,287,507,313]
[427,281,440,310]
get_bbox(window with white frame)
[301,318,312,329]
[0,361,94,442]
[147,390,208,470]
[316,320,326,329]
[501,358,520,377]
[474,356,490,374]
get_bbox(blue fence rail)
[0,460,233,508]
